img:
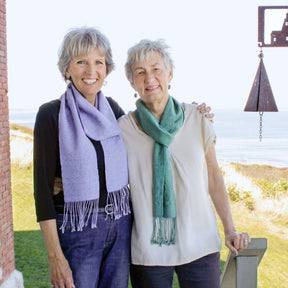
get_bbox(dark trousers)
[130,252,221,288]
[57,213,131,288]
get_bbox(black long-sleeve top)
[33,97,125,222]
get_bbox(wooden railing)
[221,238,267,288]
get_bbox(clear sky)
[6,0,288,113]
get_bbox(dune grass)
[231,162,288,183]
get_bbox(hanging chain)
[259,111,263,142]
[258,45,263,59]
[257,46,264,142]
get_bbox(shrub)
[226,184,255,210]
[253,178,288,199]
[227,184,241,202]
[244,196,256,211]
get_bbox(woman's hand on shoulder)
[53,177,63,196]
[193,102,214,123]
[225,231,251,255]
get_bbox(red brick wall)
[0,0,15,286]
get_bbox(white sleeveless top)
[118,103,221,266]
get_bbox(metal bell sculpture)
[244,6,288,141]
[244,49,278,141]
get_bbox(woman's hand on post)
[225,231,251,255]
[193,102,214,123]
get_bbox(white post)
[221,238,267,288]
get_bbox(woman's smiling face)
[65,47,107,103]
[131,51,172,108]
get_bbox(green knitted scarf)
[135,96,184,245]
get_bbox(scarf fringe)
[151,217,176,246]
[60,199,99,233]
[60,186,131,233]
[108,186,131,220]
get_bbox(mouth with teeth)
[145,85,159,91]
[83,79,97,84]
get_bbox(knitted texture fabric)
[135,96,184,245]
[58,83,129,232]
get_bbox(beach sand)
[10,128,33,167]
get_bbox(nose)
[85,63,97,75]
[144,71,154,83]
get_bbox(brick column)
[0,0,23,287]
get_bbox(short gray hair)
[125,39,174,84]
[58,27,115,81]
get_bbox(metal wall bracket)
[258,6,288,47]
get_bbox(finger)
[197,102,205,109]
[243,233,251,247]
[204,112,214,118]
[202,106,211,113]
[65,276,75,288]
[196,102,206,110]
[238,238,246,251]
[232,236,241,250]
[53,280,65,288]
[237,233,250,251]
[226,241,238,255]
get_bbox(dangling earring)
[103,80,107,87]
[134,93,138,98]
[168,84,171,90]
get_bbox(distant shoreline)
[9,123,288,171]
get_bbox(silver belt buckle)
[105,204,113,215]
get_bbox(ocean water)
[9,109,288,168]
[213,110,288,168]
[9,110,36,128]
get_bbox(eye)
[96,60,104,65]
[76,60,86,65]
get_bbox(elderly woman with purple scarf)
[33,27,131,288]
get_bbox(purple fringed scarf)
[59,83,129,232]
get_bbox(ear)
[131,81,137,91]
[168,70,173,83]
[65,64,72,79]
[65,70,71,80]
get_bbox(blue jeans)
[130,252,221,288]
[57,212,131,288]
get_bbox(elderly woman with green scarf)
[118,39,251,288]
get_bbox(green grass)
[10,126,288,288]
[11,163,51,287]
[14,230,50,288]
[227,207,288,287]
